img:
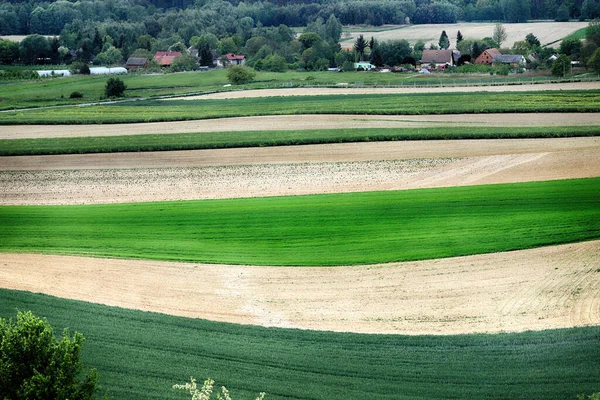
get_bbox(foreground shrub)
[105,77,126,97]
[226,65,256,85]
[70,91,84,99]
[173,377,265,400]
[0,311,99,399]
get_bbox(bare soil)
[3,112,600,139]
[341,22,588,48]
[168,81,600,101]
[1,241,598,335]
[2,138,599,205]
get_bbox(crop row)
[1,178,599,266]
[1,91,599,124]
[1,126,599,156]
[1,289,598,400]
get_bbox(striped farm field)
[1,289,599,400]
[1,178,599,266]
[1,91,600,124]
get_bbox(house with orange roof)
[153,51,182,67]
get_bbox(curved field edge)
[1,91,599,124]
[1,178,599,266]
[2,126,600,156]
[1,289,599,400]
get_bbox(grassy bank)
[1,178,599,266]
[0,289,598,400]
[1,91,599,124]
[2,126,600,156]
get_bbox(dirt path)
[2,113,599,139]
[1,241,598,335]
[168,81,600,101]
[2,138,599,205]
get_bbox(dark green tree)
[456,30,463,44]
[353,34,368,61]
[439,30,449,49]
[556,3,570,21]
[588,47,600,72]
[551,53,572,76]
[0,311,98,400]
[105,77,127,97]
[525,33,540,48]
[0,39,20,65]
[370,47,384,67]
[587,19,600,47]
[18,34,50,65]
[560,38,582,59]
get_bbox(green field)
[1,91,599,125]
[0,67,596,110]
[2,125,599,156]
[1,289,598,400]
[1,178,599,266]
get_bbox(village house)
[125,57,148,70]
[474,48,501,65]
[216,53,246,67]
[419,49,457,69]
[153,51,182,67]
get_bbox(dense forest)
[1,0,600,38]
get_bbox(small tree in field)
[551,54,572,76]
[226,65,256,85]
[105,77,126,97]
[0,311,99,400]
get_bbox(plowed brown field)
[1,241,598,335]
[2,84,599,334]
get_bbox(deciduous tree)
[493,23,507,48]
[0,311,99,400]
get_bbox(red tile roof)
[153,51,183,66]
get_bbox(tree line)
[2,0,600,39]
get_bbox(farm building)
[126,57,148,70]
[419,50,458,69]
[493,54,526,68]
[354,62,376,70]
[474,48,501,65]
[216,53,246,67]
[154,51,182,67]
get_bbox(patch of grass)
[1,126,599,156]
[0,289,599,400]
[1,178,599,266]
[1,91,599,124]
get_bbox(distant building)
[419,50,456,69]
[354,62,376,70]
[216,53,246,67]
[126,57,148,70]
[154,51,182,67]
[474,48,501,65]
[493,54,526,68]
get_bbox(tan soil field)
[1,241,598,335]
[342,22,588,49]
[3,112,600,139]
[2,82,600,334]
[167,81,600,101]
[2,137,599,205]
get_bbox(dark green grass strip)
[1,179,599,266]
[1,289,599,400]
[1,91,599,124]
[2,126,600,156]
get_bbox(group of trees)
[2,0,600,43]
